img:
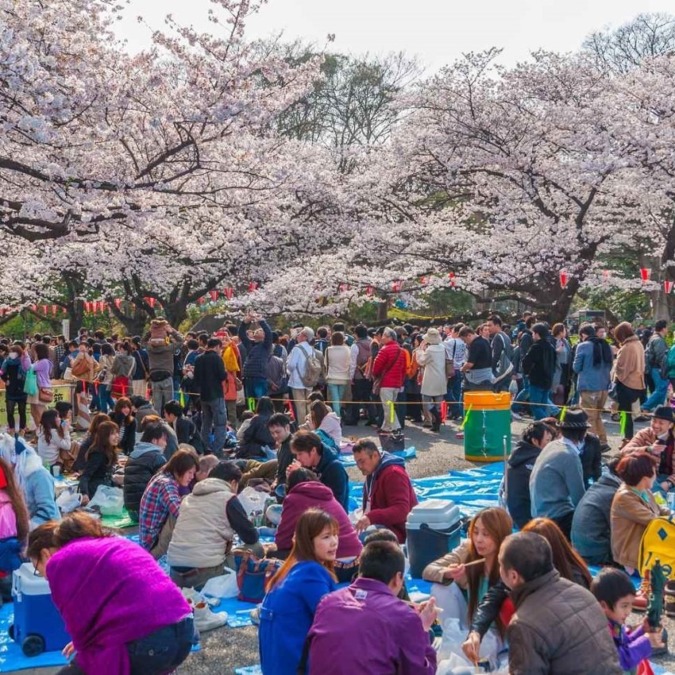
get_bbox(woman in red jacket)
[272,468,362,582]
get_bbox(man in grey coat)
[500,532,622,675]
[529,409,588,539]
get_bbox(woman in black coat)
[79,421,119,501]
[110,397,137,456]
[238,397,275,460]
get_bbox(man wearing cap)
[529,408,589,539]
[621,405,675,496]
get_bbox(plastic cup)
[52,465,61,478]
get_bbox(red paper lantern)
[101,301,107,312]
[51,305,58,316]
[419,276,427,286]
[640,268,650,283]
[29,304,37,312]
[145,297,156,309]
[559,270,569,289]
[41,305,48,315]
[114,298,122,310]
[391,280,402,292]
[248,282,258,292]
[209,289,218,302]
[366,285,374,296]
[223,287,234,300]
[84,301,91,313]
[197,296,205,305]
[602,270,610,282]
[664,280,674,294]
[338,283,351,293]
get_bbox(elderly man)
[352,440,417,543]
[622,405,675,496]
[371,327,407,434]
[287,326,321,423]
[499,532,622,675]
[237,313,272,401]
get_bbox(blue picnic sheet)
[339,446,417,467]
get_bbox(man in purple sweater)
[304,540,438,675]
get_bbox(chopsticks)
[461,557,486,568]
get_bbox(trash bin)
[463,391,512,463]
[406,499,462,578]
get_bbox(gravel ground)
[15,413,675,674]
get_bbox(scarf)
[590,337,613,367]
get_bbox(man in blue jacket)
[289,430,349,511]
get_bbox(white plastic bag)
[237,486,266,518]
[437,618,502,670]
[88,485,124,517]
[201,569,239,599]
[56,488,82,514]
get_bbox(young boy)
[591,568,663,673]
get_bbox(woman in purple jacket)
[28,342,52,428]
[273,468,362,581]
[27,512,193,675]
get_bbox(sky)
[117,0,675,73]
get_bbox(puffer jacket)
[371,342,407,389]
[505,439,541,529]
[507,570,622,675]
[123,442,167,514]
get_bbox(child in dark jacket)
[591,568,663,673]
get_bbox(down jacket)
[371,342,407,389]
[123,442,166,514]
[507,570,622,675]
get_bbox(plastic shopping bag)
[201,569,240,599]
[56,488,82,514]
[23,367,37,397]
[88,485,124,516]
[237,486,267,518]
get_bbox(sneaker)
[455,432,464,440]
[600,443,612,454]
[193,601,228,632]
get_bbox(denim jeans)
[98,383,115,413]
[57,616,194,675]
[643,367,669,411]
[445,372,462,418]
[529,385,559,420]
[201,398,227,456]
[245,377,268,401]
[151,376,174,415]
[512,376,529,413]
[327,383,347,419]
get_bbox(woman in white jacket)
[415,328,447,432]
[324,332,353,420]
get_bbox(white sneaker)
[193,601,228,632]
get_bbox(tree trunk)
[109,304,148,337]
[376,299,389,323]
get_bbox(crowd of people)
[0,310,671,673]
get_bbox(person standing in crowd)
[220,332,242,428]
[551,323,572,406]
[505,421,555,530]
[324,332,352,421]
[347,324,377,427]
[304,541,438,675]
[613,322,646,445]
[287,327,317,424]
[145,322,184,415]
[28,342,52,429]
[521,323,558,420]
[499,532,622,675]
[486,314,514,394]
[414,327,447,432]
[458,326,493,392]
[573,324,612,452]
[642,319,669,413]
[96,343,116,414]
[194,338,227,456]
[238,312,273,401]
[351,440,417,543]
[371,327,406,435]
[130,337,150,398]
[529,409,588,539]
[444,324,466,421]
[0,344,31,435]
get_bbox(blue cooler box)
[9,562,71,656]
[406,499,462,579]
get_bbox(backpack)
[638,515,675,580]
[266,354,288,394]
[646,335,666,370]
[300,346,324,388]
[233,550,283,603]
[493,332,514,384]
[664,344,675,379]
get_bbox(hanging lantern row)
[640,268,650,283]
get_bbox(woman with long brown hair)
[423,507,513,629]
[523,517,593,588]
[78,421,120,502]
[258,508,338,675]
[111,397,136,456]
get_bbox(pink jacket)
[275,482,362,558]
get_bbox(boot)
[632,571,650,612]
[430,407,441,432]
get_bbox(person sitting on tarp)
[167,461,261,590]
[0,457,29,598]
[621,405,675,497]
[351,439,417,543]
[303,540,438,675]
[269,468,361,582]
